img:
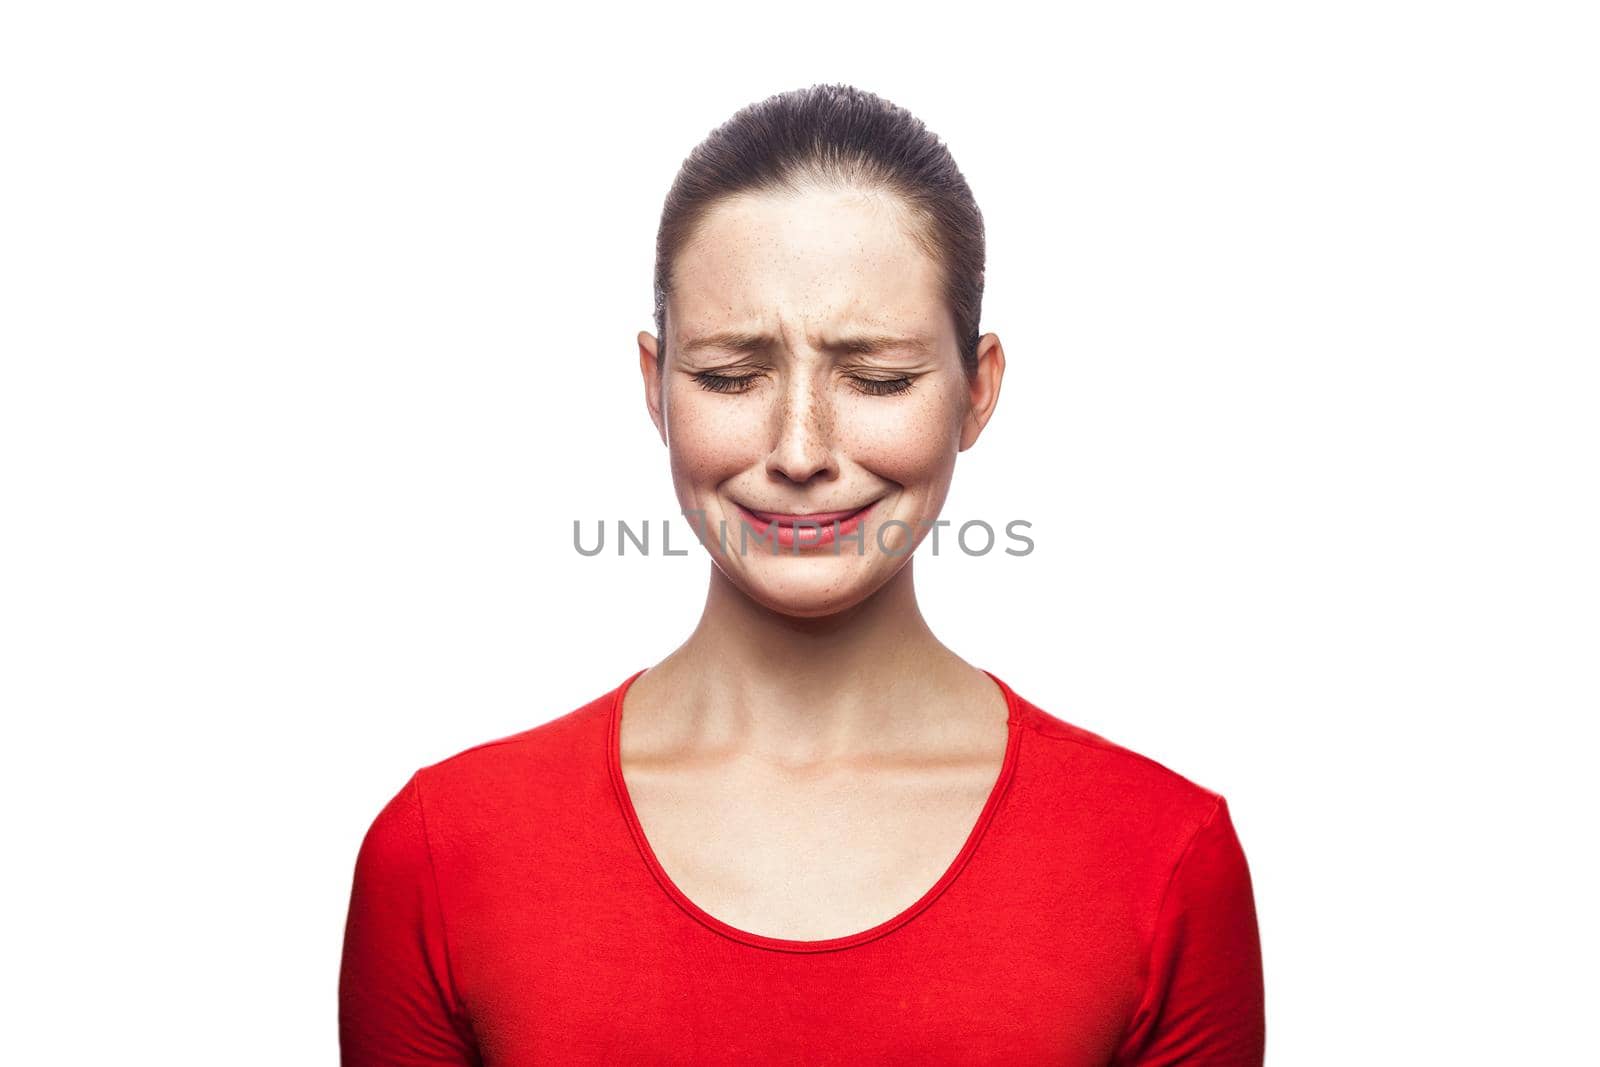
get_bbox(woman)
[339,83,1265,1066]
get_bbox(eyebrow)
[677,329,935,358]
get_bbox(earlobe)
[959,412,980,452]
[638,331,667,445]
[959,333,1005,451]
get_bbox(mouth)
[730,497,883,550]
[737,501,879,525]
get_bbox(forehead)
[669,187,952,350]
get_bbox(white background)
[3,2,1595,1063]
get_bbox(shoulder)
[391,676,628,836]
[1003,682,1232,863]
[425,683,613,779]
[1023,698,1220,808]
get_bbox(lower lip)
[733,500,879,551]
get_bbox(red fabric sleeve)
[1113,796,1266,1066]
[338,773,480,1066]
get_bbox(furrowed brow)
[676,329,935,358]
[677,330,776,357]
[822,333,935,357]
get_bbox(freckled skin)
[637,185,1006,618]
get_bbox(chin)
[723,561,893,620]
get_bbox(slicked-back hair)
[652,83,987,378]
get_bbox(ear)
[638,330,667,446]
[958,333,1005,451]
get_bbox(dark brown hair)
[652,83,987,377]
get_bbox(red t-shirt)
[339,669,1265,1065]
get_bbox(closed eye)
[688,371,916,397]
[690,371,762,394]
[850,375,915,397]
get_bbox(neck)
[640,557,976,757]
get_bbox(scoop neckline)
[606,665,1025,954]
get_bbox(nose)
[765,368,838,485]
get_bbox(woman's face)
[638,185,1002,618]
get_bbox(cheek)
[843,384,964,486]
[663,378,967,497]
[665,386,766,487]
